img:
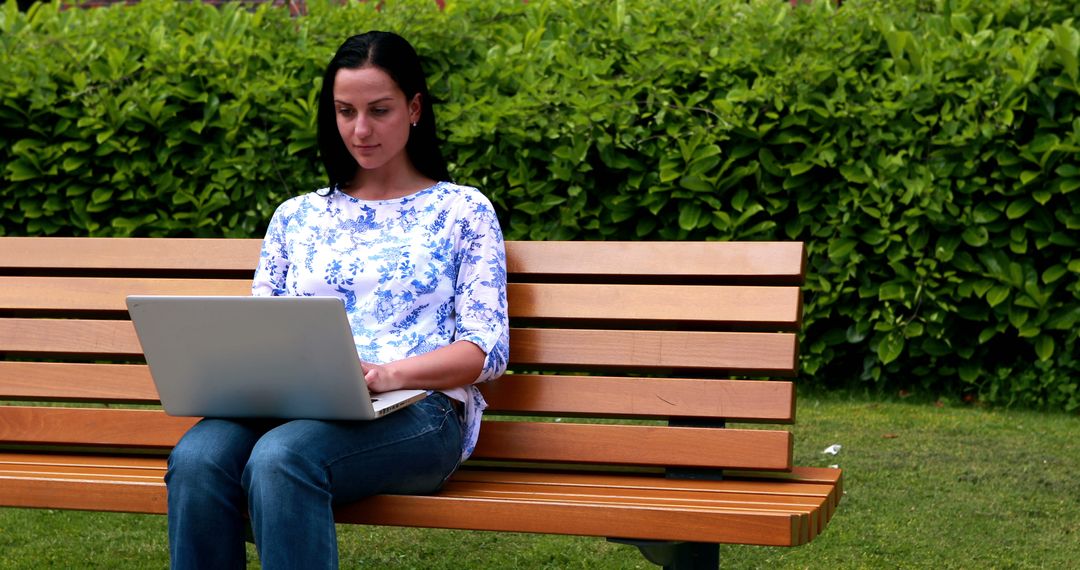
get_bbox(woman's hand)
[362,361,402,393]
[361,341,486,393]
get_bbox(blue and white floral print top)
[251,181,509,462]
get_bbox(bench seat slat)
[430,489,822,540]
[454,469,841,531]
[0,474,806,545]
[0,474,170,514]
[0,320,797,374]
[0,452,825,546]
[0,453,166,469]
[435,484,823,542]
[453,468,838,499]
[0,465,165,482]
[0,407,791,470]
[347,492,811,546]
[443,481,824,510]
[0,453,837,496]
[0,277,801,328]
[0,362,794,422]
[0,461,818,510]
[0,467,836,545]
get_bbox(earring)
[411,122,418,128]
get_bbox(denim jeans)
[166,392,463,570]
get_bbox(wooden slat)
[0,453,835,499]
[436,483,821,541]
[0,277,250,311]
[451,469,834,540]
[0,407,790,470]
[0,460,817,512]
[0,453,168,471]
[442,481,823,511]
[0,320,797,373]
[505,241,805,282]
[0,237,262,272]
[720,467,844,524]
[454,468,837,501]
[0,475,169,514]
[0,464,165,482]
[0,277,801,327]
[0,319,142,356]
[0,454,829,545]
[370,466,822,545]
[511,328,799,374]
[473,422,792,470]
[0,454,835,545]
[0,238,805,283]
[0,474,805,545]
[438,481,823,542]
[0,407,195,448]
[339,492,805,546]
[480,375,795,421]
[0,362,158,402]
[507,283,801,327]
[0,363,793,422]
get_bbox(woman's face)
[333,66,421,177]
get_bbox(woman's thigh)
[249,393,463,503]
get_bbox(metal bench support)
[608,539,719,569]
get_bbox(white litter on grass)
[822,444,842,455]
[829,464,840,469]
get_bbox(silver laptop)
[126,295,426,420]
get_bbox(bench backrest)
[0,238,805,475]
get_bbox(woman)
[165,31,509,569]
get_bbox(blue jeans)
[166,393,463,569]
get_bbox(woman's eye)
[336,108,355,117]
[371,108,388,116]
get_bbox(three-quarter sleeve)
[453,194,509,383]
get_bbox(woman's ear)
[409,93,422,125]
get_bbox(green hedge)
[2,0,1077,411]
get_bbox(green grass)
[2,395,1077,569]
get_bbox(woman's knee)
[167,419,261,487]
[242,424,329,493]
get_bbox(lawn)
[1,394,1077,568]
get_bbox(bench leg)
[608,539,719,569]
[666,543,720,569]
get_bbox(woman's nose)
[353,115,372,138]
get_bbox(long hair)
[316,31,450,190]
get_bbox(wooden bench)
[0,237,841,569]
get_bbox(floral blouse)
[251,181,510,461]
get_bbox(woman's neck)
[342,164,436,201]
